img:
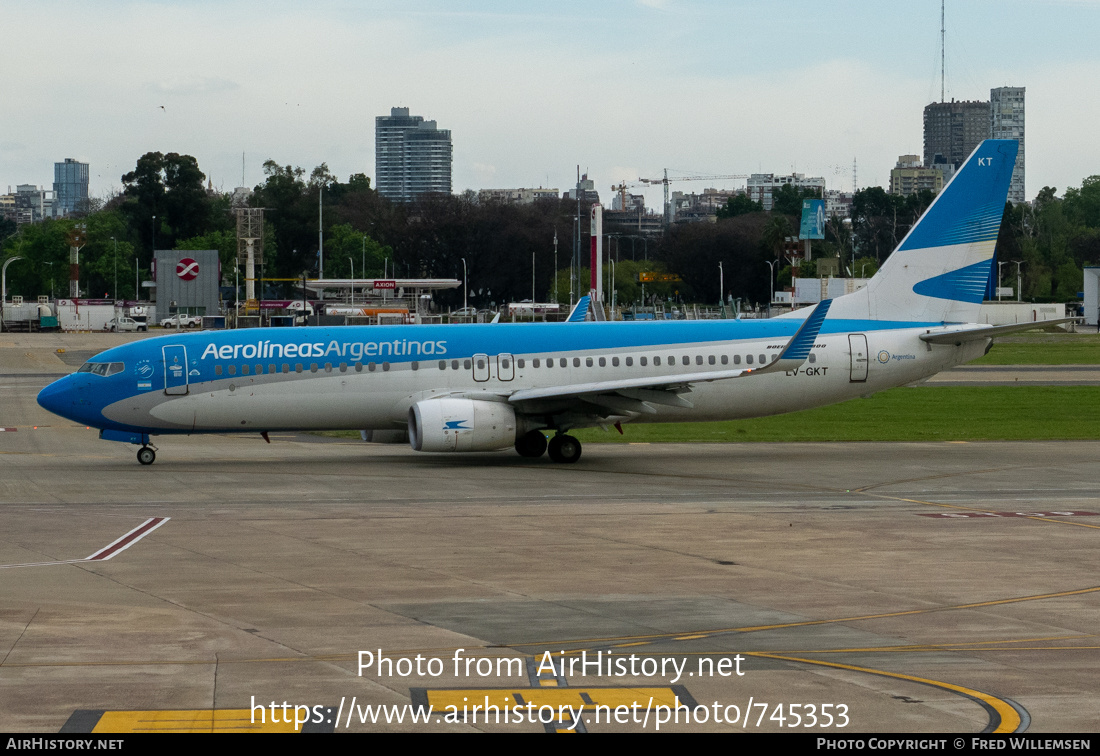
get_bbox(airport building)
[991,86,1026,204]
[375,107,453,202]
[153,249,221,318]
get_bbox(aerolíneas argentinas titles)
[38,140,1037,466]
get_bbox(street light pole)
[1014,261,1025,302]
[997,260,1007,301]
[44,261,54,301]
[718,261,724,307]
[111,236,118,302]
[765,260,776,312]
[461,257,468,316]
[348,257,354,304]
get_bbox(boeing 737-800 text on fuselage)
[38,140,1037,465]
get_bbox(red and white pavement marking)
[920,510,1098,519]
[0,427,17,432]
[0,517,170,569]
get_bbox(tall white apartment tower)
[375,107,452,202]
[990,87,1025,204]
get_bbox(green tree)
[771,184,822,216]
[716,194,763,220]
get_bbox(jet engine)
[408,398,518,452]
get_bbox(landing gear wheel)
[547,434,582,464]
[137,446,156,466]
[515,430,548,458]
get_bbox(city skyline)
[3,1,1099,211]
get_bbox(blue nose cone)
[37,376,75,420]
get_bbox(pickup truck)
[106,317,148,333]
[159,314,202,328]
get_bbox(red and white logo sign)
[177,258,199,281]
[374,279,396,290]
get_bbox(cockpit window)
[77,362,125,376]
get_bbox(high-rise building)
[922,100,989,170]
[889,155,944,197]
[745,173,825,212]
[375,107,452,201]
[53,158,89,217]
[990,86,1025,204]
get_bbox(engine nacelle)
[408,398,518,452]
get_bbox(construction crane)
[638,169,750,226]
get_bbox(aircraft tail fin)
[566,295,591,323]
[829,139,1018,324]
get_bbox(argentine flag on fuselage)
[827,139,1018,325]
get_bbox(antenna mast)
[941,0,946,102]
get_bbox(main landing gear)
[137,445,157,465]
[547,434,582,464]
[514,430,582,463]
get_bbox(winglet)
[747,299,832,375]
[566,295,591,323]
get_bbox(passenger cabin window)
[382,362,390,371]
[228,365,237,375]
[654,356,661,366]
[759,354,766,363]
[242,365,250,375]
[368,362,376,372]
[282,364,290,373]
[683,356,690,366]
[533,358,541,368]
[626,357,634,366]
[746,355,753,365]
[559,358,567,368]
[324,363,332,372]
[808,354,817,364]
[410,361,418,371]
[464,359,472,370]
[215,365,223,376]
[708,355,716,365]
[573,357,581,367]
[295,364,303,373]
[734,355,741,365]
[340,363,348,372]
[721,355,728,365]
[696,355,703,365]
[611,357,619,367]
[598,357,605,367]
[585,357,592,367]
[310,364,319,373]
[439,360,447,370]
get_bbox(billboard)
[799,199,826,240]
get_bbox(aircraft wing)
[918,318,1080,345]
[505,298,831,418]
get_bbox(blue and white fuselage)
[36,141,1028,464]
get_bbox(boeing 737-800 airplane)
[38,140,1041,465]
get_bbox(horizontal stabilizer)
[919,318,1080,345]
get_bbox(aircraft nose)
[37,376,74,419]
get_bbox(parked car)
[106,317,148,333]
[159,314,201,328]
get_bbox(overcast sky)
[3,0,1099,211]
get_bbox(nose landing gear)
[137,445,157,465]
